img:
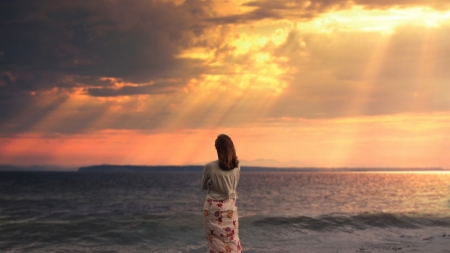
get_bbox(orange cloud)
[2,1,450,168]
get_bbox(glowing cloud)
[1,1,450,168]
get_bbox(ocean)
[1,171,450,252]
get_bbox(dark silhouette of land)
[0,164,446,172]
[77,165,446,173]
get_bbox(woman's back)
[202,160,240,200]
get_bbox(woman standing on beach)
[202,134,242,253]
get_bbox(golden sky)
[1,0,450,168]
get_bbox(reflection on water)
[1,171,450,252]
[238,172,450,217]
[1,171,450,218]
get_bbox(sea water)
[1,171,450,252]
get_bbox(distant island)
[78,165,204,172]
[77,165,305,172]
[0,164,446,172]
[77,165,447,173]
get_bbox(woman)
[202,134,242,253]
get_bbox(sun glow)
[300,7,450,33]
[3,2,450,168]
[178,25,291,95]
[2,113,450,167]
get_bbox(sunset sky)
[1,0,450,168]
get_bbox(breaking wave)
[252,213,450,231]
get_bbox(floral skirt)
[203,195,242,253]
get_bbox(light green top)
[202,160,240,200]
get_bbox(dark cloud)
[0,0,46,23]
[244,0,350,20]
[0,0,213,130]
[0,0,211,87]
[86,82,180,97]
[206,7,280,24]
[1,0,446,96]
[239,0,450,23]
[2,0,450,135]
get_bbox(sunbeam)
[1,2,450,168]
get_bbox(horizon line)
[1,164,448,172]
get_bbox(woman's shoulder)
[205,160,219,169]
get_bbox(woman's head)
[215,134,239,171]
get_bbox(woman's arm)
[201,164,210,190]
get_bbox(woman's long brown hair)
[215,134,239,171]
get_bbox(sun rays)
[306,6,450,33]
[2,2,450,167]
